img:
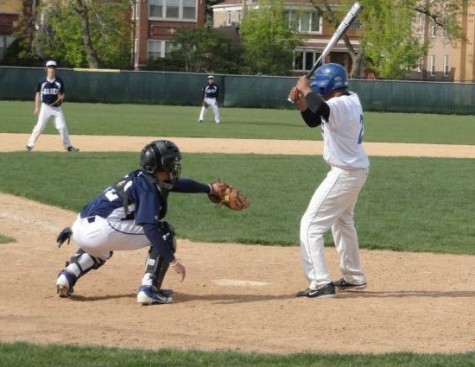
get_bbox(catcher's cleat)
[296,282,336,298]
[137,285,173,305]
[333,278,367,291]
[67,146,80,152]
[56,270,76,298]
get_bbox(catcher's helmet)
[310,63,348,97]
[140,140,182,185]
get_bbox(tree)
[239,0,302,75]
[309,0,465,79]
[33,0,132,69]
[168,27,239,73]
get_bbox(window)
[182,0,196,19]
[286,11,321,33]
[293,51,320,71]
[149,0,196,20]
[226,11,232,26]
[417,13,424,37]
[148,39,173,59]
[430,55,435,76]
[443,55,449,76]
[431,21,437,38]
[166,0,179,18]
[150,0,163,17]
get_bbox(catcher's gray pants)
[300,166,368,290]
[71,215,150,259]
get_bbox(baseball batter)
[55,140,248,305]
[288,63,369,298]
[26,60,79,152]
[198,75,221,123]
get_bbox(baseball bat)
[288,2,363,102]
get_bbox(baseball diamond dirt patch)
[0,134,474,354]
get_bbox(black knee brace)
[144,222,176,289]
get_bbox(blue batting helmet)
[310,63,348,97]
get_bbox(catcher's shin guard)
[144,222,177,290]
[56,249,113,296]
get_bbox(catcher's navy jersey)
[203,83,219,98]
[36,77,65,105]
[80,170,165,225]
[80,171,211,224]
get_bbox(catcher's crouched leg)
[137,222,176,305]
[56,249,113,298]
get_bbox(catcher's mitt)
[209,179,249,211]
[202,101,210,108]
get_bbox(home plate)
[213,279,269,287]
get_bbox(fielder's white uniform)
[300,92,369,290]
[27,76,74,150]
[199,78,221,123]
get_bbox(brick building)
[0,0,22,61]
[212,0,361,75]
[132,0,207,68]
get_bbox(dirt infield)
[0,134,474,354]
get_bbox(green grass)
[0,234,15,244]
[0,342,473,367]
[0,152,473,255]
[1,101,474,144]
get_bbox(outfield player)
[55,140,221,305]
[288,63,369,298]
[198,75,221,123]
[26,60,79,152]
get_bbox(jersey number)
[358,114,364,144]
[104,180,132,202]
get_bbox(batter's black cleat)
[333,278,367,291]
[67,146,80,152]
[137,285,173,305]
[296,282,336,298]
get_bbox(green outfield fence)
[1,66,474,114]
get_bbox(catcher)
[55,140,249,305]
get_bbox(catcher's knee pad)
[66,249,113,278]
[144,221,176,289]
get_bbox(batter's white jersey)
[322,92,369,170]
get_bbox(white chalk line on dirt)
[1,133,474,158]
[212,279,269,287]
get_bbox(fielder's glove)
[209,179,250,211]
[51,98,63,107]
[203,101,210,108]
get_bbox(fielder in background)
[26,60,79,152]
[288,63,369,298]
[55,140,249,305]
[198,75,221,123]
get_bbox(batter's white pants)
[300,166,369,290]
[27,103,72,149]
[71,215,150,260]
[199,97,221,123]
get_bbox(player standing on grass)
[26,60,79,152]
[198,75,221,124]
[288,63,369,298]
